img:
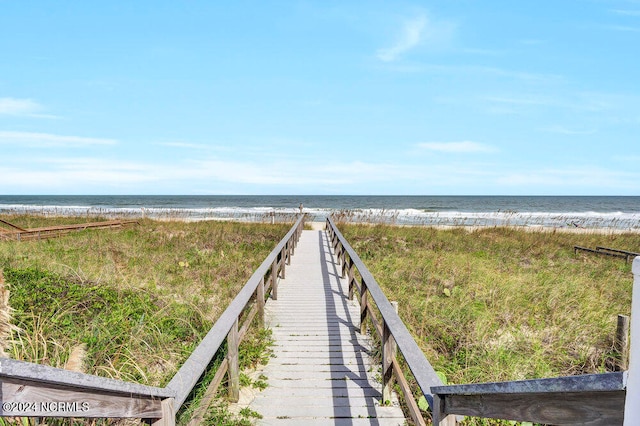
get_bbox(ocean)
[0,195,639,230]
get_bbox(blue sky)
[1,1,639,195]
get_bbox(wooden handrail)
[0,357,171,398]
[327,217,633,425]
[326,217,446,425]
[167,214,305,408]
[0,357,172,418]
[431,372,626,425]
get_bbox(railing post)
[291,233,296,256]
[616,314,630,371]
[271,258,279,300]
[257,277,265,324]
[382,301,399,403]
[624,257,640,424]
[280,247,286,278]
[151,398,176,426]
[432,395,457,426]
[360,277,368,335]
[348,258,355,300]
[227,318,240,403]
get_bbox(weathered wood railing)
[0,214,305,424]
[326,216,455,426]
[0,219,139,241]
[328,216,637,426]
[431,371,626,425]
[575,245,640,263]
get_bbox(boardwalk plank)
[249,230,405,425]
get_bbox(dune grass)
[2,215,638,425]
[339,223,639,424]
[0,215,290,425]
[0,217,291,323]
[4,266,207,385]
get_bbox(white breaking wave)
[1,204,639,229]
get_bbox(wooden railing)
[431,371,625,425]
[0,219,139,241]
[326,216,455,426]
[327,216,637,426]
[0,215,305,425]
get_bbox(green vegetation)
[1,216,290,324]
[2,215,638,425]
[0,215,290,425]
[340,223,639,424]
[5,266,207,384]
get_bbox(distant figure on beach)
[299,203,304,214]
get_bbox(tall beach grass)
[339,222,639,425]
[0,215,291,425]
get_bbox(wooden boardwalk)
[249,229,406,425]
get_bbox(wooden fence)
[0,215,305,425]
[0,219,139,241]
[575,245,640,262]
[327,216,637,426]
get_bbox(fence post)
[360,278,368,335]
[616,314,630,371]
[291,233,296,256]
[624,257,640,424]
[348,259,355,300]
[280,247,286,278]
[271,258,278,300]
[257,277,265,324]
[432,395,457,426]
[227,318,240,403]
[151,398,176,426]
[382,301,399,403]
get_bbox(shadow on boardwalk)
[248,229,405,425]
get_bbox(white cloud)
[0,131,117,147]
[541,125,596,135]
[496,166,640,190]
[0,97,59,118]
[0,98,42,115]
[519,39,546,46]
[484,95,552,106]
[377,15,427,62]
[416,141,497,153]
[376,12,459,63]
[376,11,457,62]
[5,152,636,194]
[611,9,640,16]
[157,142,210,150]
[606,25,640,32]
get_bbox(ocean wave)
[1,204,639,229]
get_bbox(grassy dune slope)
[0,216,290,387]
[341,224,639,388]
